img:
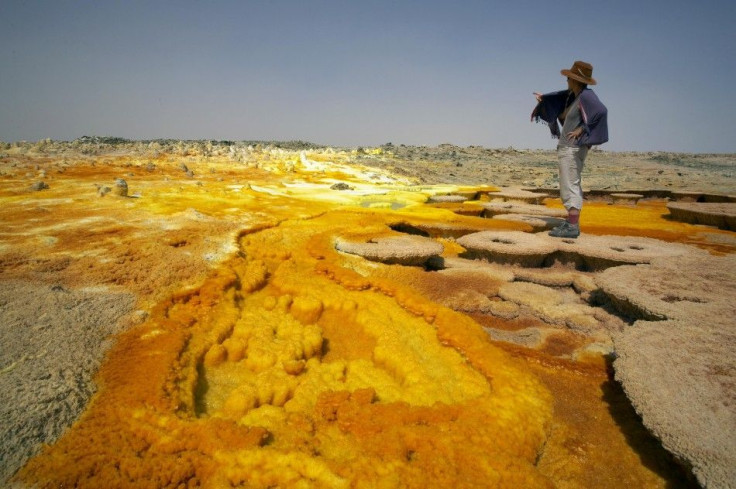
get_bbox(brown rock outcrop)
[458,231,695,271]
[457,231,558,267]
[427,194,468,203]
[497,281,604,335]
[112,178,128,197]
[597,254,736,489]
[610,193,644,205]
[482,188,549,204]
[0,282,135,484]
[492,214,565,231]
[30,181,49,191]
[481,201,567,218]
[667,201,736,231]
[334,234,444,266]
[558,234,697,271]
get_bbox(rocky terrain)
[351,142,736,193]
[1,137,735,489]
[4,136,735,193]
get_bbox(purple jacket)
[531,89,609,146]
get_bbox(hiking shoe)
[549,221,580,238]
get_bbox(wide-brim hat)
[561,60,596,85]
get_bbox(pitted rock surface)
[482,201,567,218]
[409,221,488,239]
[427,194,468,203]
[492,214,565,231]
[610,193,643,205]
[615,318,736,489]
[598,253,736,489]
[497,281,604,335]
[596,253,733,322]
[555,234,697,270]
[335,234,444,266]
[458,231,695,270]
[482,188,549,204]
[667,201,736,231]
[457,231,558,267]
[0,282,135,484]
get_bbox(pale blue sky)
[1,0,734,152]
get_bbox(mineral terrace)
[1,138,735,489]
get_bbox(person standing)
[532,60,608,238]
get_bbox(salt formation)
[481,201,567,218]
[481,188,549,204]
[458,230,696,270]
[491,213,565,231]
[457,230,558,267]
[335,234,444,266]
[667,201,736,231]
[598,254,736,489]
[1,140,733,489]
[610,193,644,205]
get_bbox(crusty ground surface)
[2,139,733,488]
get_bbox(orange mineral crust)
[3,144,723,488]
[16,213,554,488]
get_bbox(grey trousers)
[557,144,588,211]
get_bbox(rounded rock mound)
[667,201,736,231]
[335,234,443,266]
[457,231,557,267]
[457,231,694,271]
[482,202,567,218]
[427,194,468,203]
[555,234,696,271]
[492,214,565,231]
[482,188,549,204]
[610,193,643,205]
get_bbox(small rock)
[185,170,194,178]
[98,186,111,197]
[30,181,49,191]
[330,182,353,191]
[146,162,156,172]
[180,163,189,172]
[112,178,128,197]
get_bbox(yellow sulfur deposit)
[16,212,554,488]
[4,144,715,488]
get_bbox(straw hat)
[561,60,596,85]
